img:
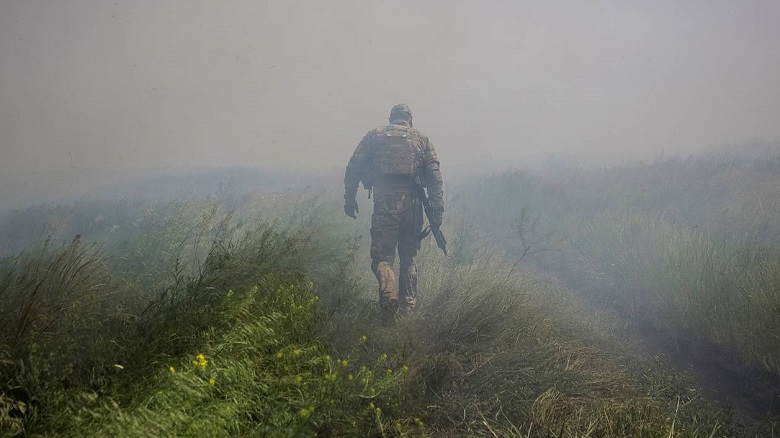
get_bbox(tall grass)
[454,149,780,379]
[0,194,364,435]
[384,226,746,436]
[0,182,771,436]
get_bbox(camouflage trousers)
[370,191,423,314]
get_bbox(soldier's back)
[367,123,425,196]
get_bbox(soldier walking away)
[343,104,444,319]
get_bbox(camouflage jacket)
[344,120,444,213]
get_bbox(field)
[1,148,779,436]
[456,147,780,384]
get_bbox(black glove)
[344,198,359,218]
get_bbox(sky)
[1,0,780,207]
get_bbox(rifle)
[413,178,447,256]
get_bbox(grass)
[454,148,780,380]
[387,233,745,436]
[0,162,776,436]
[57,281,417,437]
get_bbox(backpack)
[361,125,422,190]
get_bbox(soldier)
[343,104,444,318]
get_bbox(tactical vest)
[370,125,421,177]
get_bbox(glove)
[344,198,359,219]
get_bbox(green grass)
[0,175,774,436]
[56,281,418,437]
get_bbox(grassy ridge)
[0,187,769,436]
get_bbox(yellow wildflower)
[169,366,176,374]
[348,374,354,381]
[193,353,208,369]
[340,359,348,367]
[360,335,367,342]
[298,407,311,418]
[208,378,216,385]
[293,349,302,356]
[276,351,283,359]
[402,365,409,373]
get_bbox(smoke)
[1,0,779,209]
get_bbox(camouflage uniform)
[343,104,444,315]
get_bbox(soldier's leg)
[370,201,401,314]
[398,196,424,313]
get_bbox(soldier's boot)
[379,299,399,326]
[373,261,399,321]
[398,260,418,315]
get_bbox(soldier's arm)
[421,138,444,224]
[344,133,372,200]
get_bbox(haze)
[2,0,779,210]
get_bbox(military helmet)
[389,103,412,121]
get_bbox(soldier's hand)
[344,199,359,219]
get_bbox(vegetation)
[2,150,779,436]
[455,148,780,382]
